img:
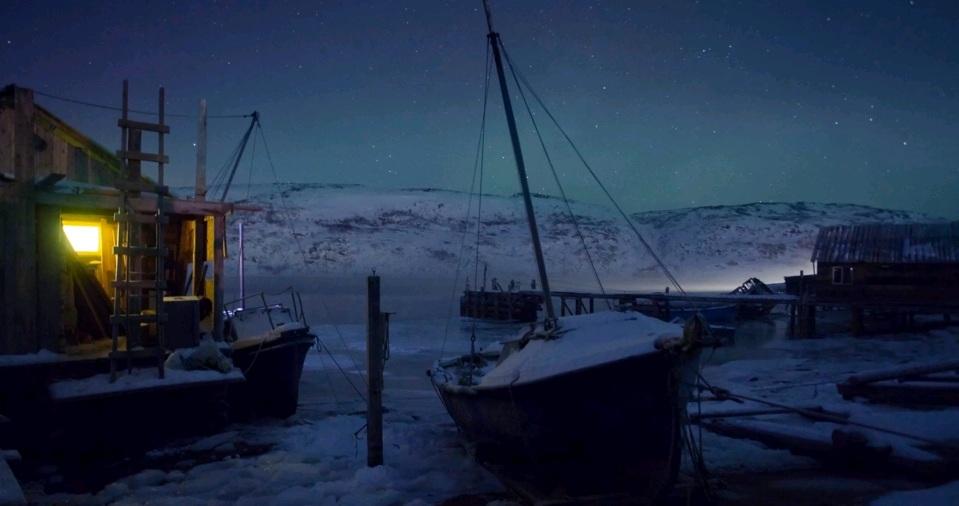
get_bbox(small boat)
[431,2,708,500]
[224,294,315,419]
[728,277,778,319]
[432,312,703,498]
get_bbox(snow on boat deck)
[478,311,681,388]
[49,368,245,402]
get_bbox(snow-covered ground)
[22,188,957,504]
[27,310,959,505]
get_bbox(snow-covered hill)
[214,183,932,292]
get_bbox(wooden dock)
[460,289,797,322]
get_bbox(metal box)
[163,295,201,349]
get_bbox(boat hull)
[434,349,696,499]
[230,333,315,419]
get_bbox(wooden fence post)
[367,274,384,467]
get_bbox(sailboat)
[211,114,316,419]
[430,1,706,500]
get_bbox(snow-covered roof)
[477,311,681,388]
[811,222,959,264]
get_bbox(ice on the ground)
[0,349,65,367]
[871,480,959,506]
[39,413,498,506]
[28,309,959,505]
[49,367,244,401]
[477,311,681,388]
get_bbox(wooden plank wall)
[212,215,226,339]
[35,205,63,350]
[1,86,39,353]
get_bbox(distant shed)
[810,222,959,309]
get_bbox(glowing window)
[63,222,101,254]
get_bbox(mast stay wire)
[500,38,611,307]
[33,89,254,119]
[255,121,370,398]
[499,44,686,295]
[440,43,493,360]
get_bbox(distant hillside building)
[810,222,959,310]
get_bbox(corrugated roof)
[811,222,959,264]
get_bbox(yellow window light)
[63,222,101,255]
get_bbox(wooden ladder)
[110,80,171,382]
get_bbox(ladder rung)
[118,118,170,134]
[113,280,167,290]
[110,313,167,324]
[114,246,168,257]
[116,151,170,164]
[114,179,169,194]
[113,212,169,224]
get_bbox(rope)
[696,374,957,450]
[33,89,253,119]
[256,121,369,395]
[440,42,492,360]
[498,45,686,295]
[501,39,610,306]
[316,334,368,402]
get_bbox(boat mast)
[482,0,557,323]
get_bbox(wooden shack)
[0,84,237,354]
[0,84,247,455]
[809,222,959,312]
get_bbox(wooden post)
[851,306,864,336]
[788,303,797,338]
[195,99,207,200]
[35,205,63,351]
[212,214,225,340]
[367,274,384,467]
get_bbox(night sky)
[2,1,958,217]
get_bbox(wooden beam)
[116,150,169,164]
[117,118,169,134]
[195,99,207,200]
[34,172,65,188]
[34,190,234,216]
[35,205,63,351]
[212,214,225,340]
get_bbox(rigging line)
[209,130,246,191]
[33,90,254,119]
[256,122,369,391]
[501,39,610,305]
[315,334,367,402]
[499,44,686,294]
[245,126,257,201]
[474,50,492,290]
[440,42,492,359]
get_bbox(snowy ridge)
[210,183,933,291]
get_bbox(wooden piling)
[367,275,384,467]
[851,306,864,336]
